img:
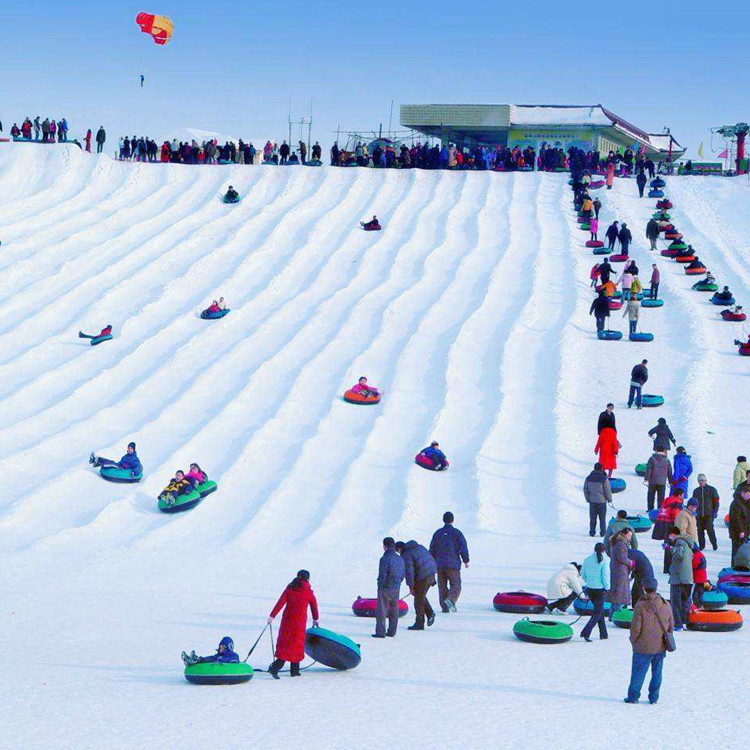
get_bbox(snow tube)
[661,249,679,258]
[653,211,671,220]
[415,454,449,471]
[574,597,612,615]
[593,247,611,255]
[685,266,707,275]
[597,330,622,341]
[610,478,626,493]
[222,195,241,204]
[651,178,666,188]
[664,232,683,241]
[718,580,750,604]
[641,394,664,407]
[629,332,654,342]
[738,344,750,357]
[513,619,573,645]
[184,662,253,685]
[608,299,622,311]
[626,515,653,533]
[304,159,323,167]
[586,240,604,248]
[721,310,747,322]
[668,241,688,251]
[613,291,644,300]
[659,223,674,232]
[304,627,361,670]
[343,390,380,405]
[580,223,590,231]
[201,308,230,319]
[692,282,718,292]
[493,591,547,614]
[711,294,735,306]
[648,189,664,198]
[589,180,605,190]
[718,567,750,582]
[351,596,408,618]
[675,255,696,264]
[641,298,664,308]
[656,200,672,210]
[702,590,729,611]
[648,509,659,522]
[363,223,381,232]
[613,607,634,628]
[609,254,629,263]
[158,489,202,513]
[687,608,743,632]
[635,463,647,476]
[100,466,143,483]
[577,217,587,224]
[91,334,113,346]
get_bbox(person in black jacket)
[373,537,406,638]
[619,223,633,254]
[584,462,613,536]
[648,418,676,453]
[728,487,750,563]
[593,197,602,218]
[598,403,616,433]
[628,548,656,606]
[692,474,720,551]
[646,219,660,251]
[429,512,470,612]
[598,258,613,284]
[605,221,620,250]
[330,141,339,166]
[396,540,437,630]
[636,171,647,197]
[279,140,290,165]
[628,359,649,409]
[590,291,610,332]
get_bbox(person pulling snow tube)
[641,298,664,308]
[100,466,143,483]
[718,579,750,604]
[692,281,718,292]
[597,330,623,341]
[711,293,735,306]
[629,332,654,342]
[610,478,626,493]
[304,627,361,670]
[641,394,664,407]
[685,266,707,275]
[586,240,604,248]
[493,591,548,614]
[343,389,380,405]
[651,177,666,188]
[574,596,613,615]
[185,661,254,685]
[687,608,743,632]
[701,590,729,611]
[351,596,408,618]
[609,254,629,263]
[648,189,665,198]
[722,309,746,321]
[513,619,573,645]
[612,607,634,629]
[158,479,217,513]
[201,308,230,319]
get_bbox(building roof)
[647,133,686,155]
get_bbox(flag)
[698,142,705,159]
[718,148,729,159]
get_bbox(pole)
[388,99,394,141]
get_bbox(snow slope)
[2,143,750,749]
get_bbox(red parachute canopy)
[135,12,174,45]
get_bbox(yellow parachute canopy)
[135,12,174,46]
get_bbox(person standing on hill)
[580,543,610,641]
[589,216,599,242]
[636,170,647,197]
[95,126,106,153]
[429,512,470,613]
[646,219,660,251]
[597,403,616,433]
[675,498,699,547]
[373,537,405,638]
[649,418,676,453]
[590,290,610,333]
[729,487,750,564]
[644,449,673,511]
[625,581,673,704]
[598,257,613,284]
[584,462,613,536]
[672,447,693,496]
[396,540,437,630]
[692,474,719,550]
[605,221,620,251]
[622,296,641,335]
[595,427,619,478]
[593,196,602,218]
[619,223,633,254]
[628,359,648,409]
[279,140,290,165]
[666,527,693,630]
[733,456,749,490]
[609,529,634,620]
[649,264,660,299]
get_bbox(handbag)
[649,598,676,652]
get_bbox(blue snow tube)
[626,515,653,533]
[629,332,654,342]
[641,298,664,308]
[593,247,611,255]
[201,309,231,319]
[100,466,143,483]
[718,567,750,581]
[597,330,622,341]
[304,627,361,670]
[91,334,113,346]
[711,294,735,306]
[641,394,664,407]
[222,195,241,204]
[648,189,664,198]
[610,478,626,493]
[718,579,750,604]
[650,178,666,188]
[574,596,612,615]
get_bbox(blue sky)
[2,2,749,158]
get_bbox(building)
[400,104,685,161]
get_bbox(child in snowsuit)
[182,636,240,666]
[160,470,197,504]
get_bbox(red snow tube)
[721,310,747,322]
[608,299,622,310]
[659,223,674,232]
[664,232,683,240]
[363,223,381,232]
[657,199,673,210]
[609,254,629,262]
[415,454,449,471]
[589,180,605,189]
[343,389,381,405]
[675,255,695,263]
[352,596,409,618]
[493,591,548,614]
[739,344,750,357]
[586,240,604,248]
[660,248,679,257]
[685,266,707,275]
[718,574,750,585]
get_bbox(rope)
[241,623,269,663]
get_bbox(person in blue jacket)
[429,512,470,613]
[182,636,240,666]
[373,537,406,639]
[672,447,693,496]
[419,441,449,470]
[89,442,143,476]
[395,540,437,630]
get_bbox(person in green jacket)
[733,456,749,491]
[667,527,693,630]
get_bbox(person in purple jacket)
[429,512,470,613]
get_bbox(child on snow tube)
[350,376,380,398]
[715,286,734,303]
[186,463,207,485]
[89,442,143,476]
[79,324,113,340]
[360,215,381,231]
[159,469,198,506]
[182,636,240,666]
[224,186,240,203]
[205,297,227,315]
[417,441,449,470]
[686,258,705,271]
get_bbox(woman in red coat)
[594,426,619,477]
[267,570,319,678]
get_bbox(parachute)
[136,12,174,45]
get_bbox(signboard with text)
[509,127,594,152]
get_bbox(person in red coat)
[267,570,319,678]
[594,426,620,477]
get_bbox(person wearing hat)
[182,636,239,666]
[691,474,720,551]
[672,446,693,496]
[267,570,319,678]
[675,498,699,546]
[584,461,613,537]
[546,562,585,614]
[395,540,437,630]
[666,526,693,630]
[89,441,142,476]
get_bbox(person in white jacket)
[546,563,586,613]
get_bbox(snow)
[511,104,612,127]
[1,142,750,749]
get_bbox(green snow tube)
[100,466,143,483]
[513,618,573,644]
[613,607,634,629]
[580,223,590,231]
[184,661,253,685]
[635,463,647,477]
[693,282,718,292]
[158,480,217,513]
